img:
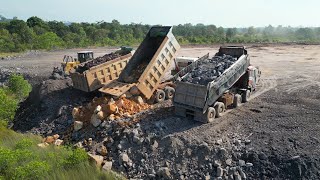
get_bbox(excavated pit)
[183,55,237,85]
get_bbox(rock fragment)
[97,145,108,156]
[91,114,102,127]
[102,161,113,171]
[72,107,80,118]
[135,96,145,105]
[74,121,83,131]
[88,154,104,167]
[238,160,246,167]
[37,142,49,148]
[119,153,130,165]
[217,167,224,177]
[54,139,63,146]
[157,167,172,179]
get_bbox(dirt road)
[6,45,320,179]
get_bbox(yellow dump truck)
[70,50,134,92]
[99,26,181,103]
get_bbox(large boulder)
[91,114,102,127]
[102,161,113,171]
[74,121,83,131]
[88,154,104,167]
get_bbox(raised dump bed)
[70,52,133,92]
[174,46,261,123]
[99,26,181,100]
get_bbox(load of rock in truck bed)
[182,54,237,85]
[75,51,130,73]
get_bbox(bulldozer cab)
[77,51,94,63]
[115,46,133,55]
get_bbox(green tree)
[48,21,69,37]
[215,27,225,42]
[295,28,315,41]
[226,28,237,42]
[7,19,34,44]
[0,29,15,52]
[26,16,48,29]
[246,26,256,36]
[36,32,63,50]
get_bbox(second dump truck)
[99,26,181,102]
[174,46,261,123]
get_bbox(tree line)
[1,15,320,52]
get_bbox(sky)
[1,0,320,27]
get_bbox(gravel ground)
[0,47,119,85]
[7,45,320,179]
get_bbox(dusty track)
[7,45,320,179]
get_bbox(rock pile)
[38,134,64,147]
[69,116,254,180]
[183,55,237,85]
[71,95,150,131]
[0,67,13,86]
[50,67,68,80]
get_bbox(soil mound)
[13,78,94,134]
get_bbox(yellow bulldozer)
[52,47,133,79]
[61,51,94,74]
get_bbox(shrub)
[0,127,125,180]
[0,88,18,122]
[63,148,88,168]
[8,74,32,100]
[14,139,34,150]
[13,161,50,180]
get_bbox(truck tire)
[206,107,216,123]
[215,102,225,118]
[155,89,165,103]
[164,86,175,99]
[233,94,242,108]
[242,90,251,103]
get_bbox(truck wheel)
[242,90,251,103]
[215,102,225,118]
[164,86,175,99]
[155,89,165,103]
[206,107,216,123]
[233,94,242,108]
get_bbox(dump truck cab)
[77,51,94,63]
[175,56,199,69]
[117,46,133,54]
[234,65,261,92]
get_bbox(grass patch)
[0,52,21,58]
[0,127,124,180]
